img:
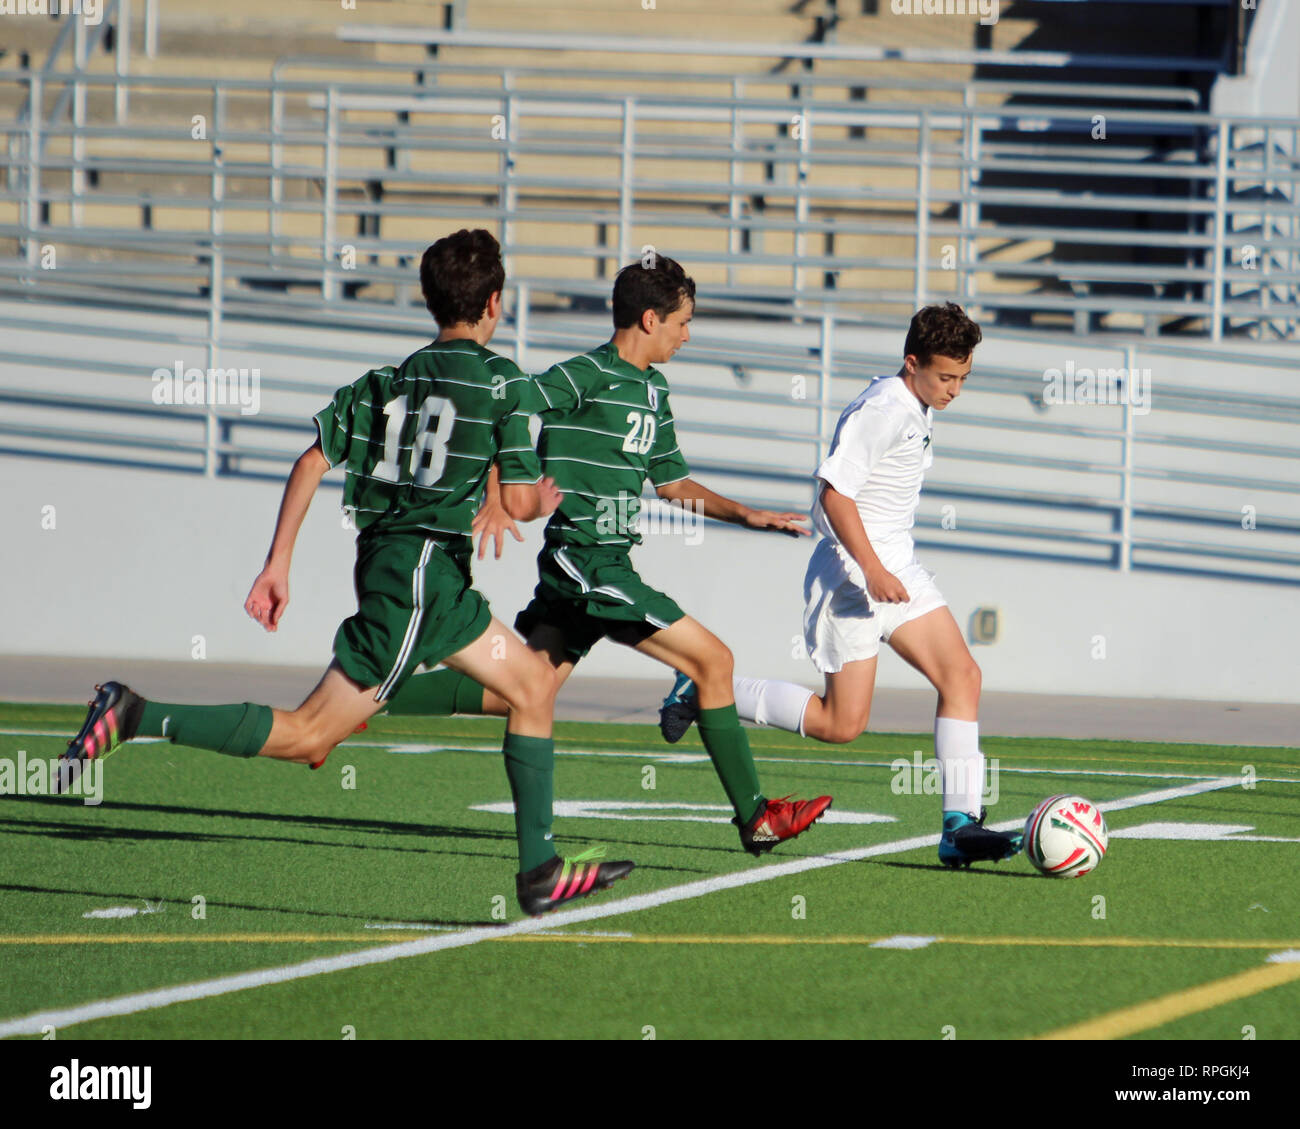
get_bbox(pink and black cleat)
[55,681,145,794]
[515,847,635,916]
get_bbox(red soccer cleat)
[736,794,833,856]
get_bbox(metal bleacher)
[2,0,1295,338]
[0,0,1296,585]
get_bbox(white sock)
[733,676,814,737]
[934,717,984,816]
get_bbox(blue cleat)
[658,671,699,744]
[938,808,1023,869]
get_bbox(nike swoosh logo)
[906,431,919,440]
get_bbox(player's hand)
[245,566,290,631]
[472,495,523,560]
[744,509,812,537]
[865,567,909,604]
[536,476,563,518]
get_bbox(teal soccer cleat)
[938,808,1023,869]
[658,671,699,744]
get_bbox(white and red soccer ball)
[1024,794,1109,878]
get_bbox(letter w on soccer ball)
[1024,794,1109,878]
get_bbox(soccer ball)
[1024,794,1108,878]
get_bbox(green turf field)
[1,701,1297,1040]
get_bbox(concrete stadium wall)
[2,446,1297,704]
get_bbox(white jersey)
[812,374,933,570]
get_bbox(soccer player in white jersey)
[660,303,1022,867]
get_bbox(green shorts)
[333,533,491,701]
[514,543,685,664]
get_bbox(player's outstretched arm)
[245,439,331,632]
[656,477,810,537]
[819,482,908,603]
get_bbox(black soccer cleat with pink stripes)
[55,681,145,794]
[516,847,635,916]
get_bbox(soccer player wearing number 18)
[55,230,633,915]
[386,254,834,855]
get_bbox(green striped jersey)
[527,342,691,548]
[313,339,541,541]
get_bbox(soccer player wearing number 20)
[56,229,634,915]
[660,303,1022,868]
[385,254,834,856]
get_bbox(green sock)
[138,700,273,758]
[385,669,485,716]
[697,704,765,824]
[502,732,558,873]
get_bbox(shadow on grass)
[0,812,515,861]
[871,860,1040,880]
[1,795,730,875]
[3,793,514,841]
[0,881,498,929]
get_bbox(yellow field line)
[931,935,1300,951]
[507,934,1300,951]
[1038,960,1300,1040]
[4,932,1299,950]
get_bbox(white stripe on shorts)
[553,548,590,593]
[377,539,435,700]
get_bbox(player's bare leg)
[262,614,561,766]
[799,658,879,744]
[429,622,573,719]
[258,662,385,766]
[887,605,1019,866]
[886,605,981,723]
[663,658,876,747]
[57,669,359,789]
[631,616,736,709]
[636,616,832,854]
[56,663,376,792]
[440,618,557,737]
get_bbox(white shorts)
[802,537,947,673]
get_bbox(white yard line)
[0,775,1245,1038]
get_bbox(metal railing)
[2,67,1298,342]
[335,24,1231,76]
